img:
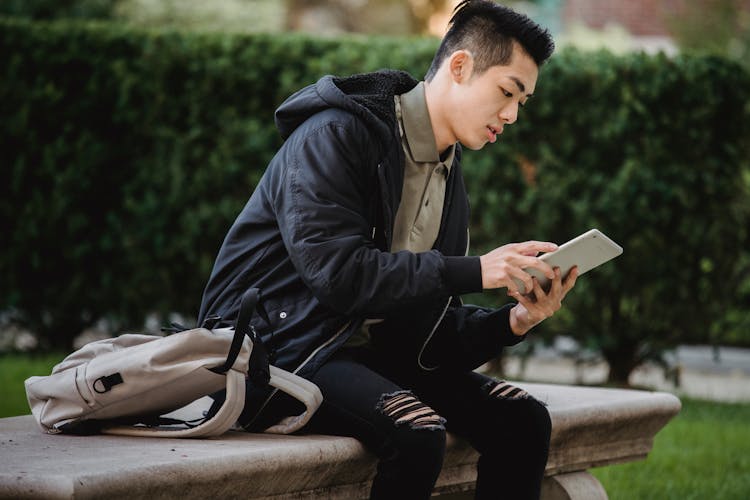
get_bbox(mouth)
[486,125,503,143]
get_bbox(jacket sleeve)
[270,114,482,316]
[419,302,527,372]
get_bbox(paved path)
[499,344,750,403]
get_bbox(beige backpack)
[25,289,322,438]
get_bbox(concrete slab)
[0,382,681,499]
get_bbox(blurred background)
[2,0,749,58]
[1,1,749,497]
[3,0,748,390]
[2,0,749,389]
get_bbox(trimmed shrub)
[465,49,750,381]
[1,18,748,383]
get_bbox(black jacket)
[199,70,524,418]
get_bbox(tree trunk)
[603,347,639,387]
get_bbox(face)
[446,44,539,150]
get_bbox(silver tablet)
[515,228,623,294]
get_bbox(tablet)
[514,229,623,295]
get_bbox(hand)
[509,266,579,336]
[479,241,558,294]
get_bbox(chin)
[460,138,488,151]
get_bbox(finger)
[504,275,523,296]
[516,240,558,255]
[525,277,545,302]
[508,267,534,297]
[556,268,577,302]
[516,285,548,325]
[531,276,561,317]
[513,288,535,309]
[548,267,563,295]
[506,281,527,298]
[530,276,546,302]
[533,275,558,306]
[519,249,540,257]
[562,266,579,292]
[517,255,556,280]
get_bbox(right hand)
[479,241,558,295]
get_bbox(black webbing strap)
[209,288,271,387]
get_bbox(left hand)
[509,266,578,336]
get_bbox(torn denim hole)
[376,390,446,430]
[482,380,546,405]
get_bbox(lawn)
[2,353,749,499]
[0,352,66,418]
[592,397,750,500]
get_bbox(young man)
[199,1,577,498]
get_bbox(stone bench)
[0,382,680,499]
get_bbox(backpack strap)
[263,366,323,434]
[101,368,246,438]
[100,288,317,438]
[210,288,271,387]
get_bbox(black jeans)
[304,347,552,500]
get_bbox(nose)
[499,102,518,125]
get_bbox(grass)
[592,397,750,500]
[2,354,749,498]
[0,351,65,418]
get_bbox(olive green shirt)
[349,82,456,347]
[391,81,455,253]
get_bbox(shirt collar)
[399,82,455,167]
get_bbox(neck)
[423,79,456,154]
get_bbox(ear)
[448,50,474,83]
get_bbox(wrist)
[509,306,529,336]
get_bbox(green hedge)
[2,18,749,381]
[0,0,116,21]
[0,18,438,348]
[472,49,750,380]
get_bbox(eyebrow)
[509,76,533,97]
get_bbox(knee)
[376,391,447,463]
[525,398,552,444]
[396,424,447,467]
[480,381,551,449]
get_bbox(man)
[199,1,577,498]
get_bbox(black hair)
[425,0,555,81]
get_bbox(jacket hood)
[274,69,419,143]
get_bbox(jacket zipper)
[417,229,471,371]
[417,297,451,371]
[292,320,351,375]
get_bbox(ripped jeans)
[304,346,551,500]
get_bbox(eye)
[500,87,513,98]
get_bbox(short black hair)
[425,0,555,81]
